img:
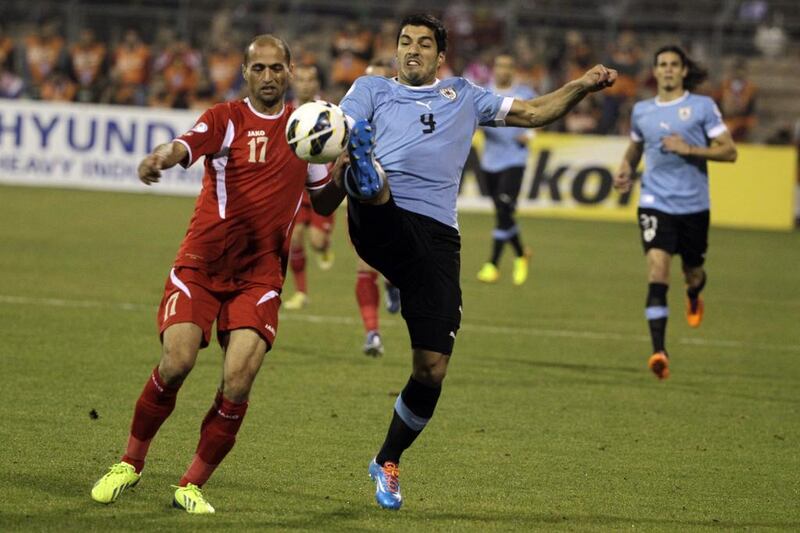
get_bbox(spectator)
[22,19,68,97]
[40,69,77,102]
[564,97,600,134]
[330,21,372,92]
[206,38,241,102]
[717,59,757,142]
[110,29,150,106]
[598,31,643,134]
[70,28,107,103]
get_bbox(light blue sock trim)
[394,395,429,431]
[645,306,669,320]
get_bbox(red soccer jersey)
[173,98,330,285]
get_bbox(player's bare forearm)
[690,137,738,162]
[622,141,644,170]
[506,80,586,128]
[309,180,346,216]
[310,155,348,215]
[614,141,643,193]
[663,132,737,163]
[138,141,188,185]
[505,65,617,128]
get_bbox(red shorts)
[295,202,335,233]
[157,267,282,349]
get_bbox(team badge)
[191,121,209,133]
[439,87,457,100]
[678,107,692,121]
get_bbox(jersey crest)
[679,106,692,121]
[439,87,457,100]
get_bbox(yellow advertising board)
[459,132,796,231]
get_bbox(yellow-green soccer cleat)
[91,462,141,504]
[476,262,499,283]
[283,291,308,310]
[317,249,335,271]
[512,249,532,286]
[172,483,216,514]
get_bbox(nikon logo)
[528,150,633,205]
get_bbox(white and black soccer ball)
[285,101,349,164]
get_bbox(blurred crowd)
[0,14,780,144]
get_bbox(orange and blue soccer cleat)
[648,351,670,380]
[368,459,402,510]
[686,296,704,328]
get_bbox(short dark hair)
[396,13,447,54]
[244,34,291,66]
[653,45,707,91]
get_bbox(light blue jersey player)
[475,54,538,286]
[312,13,619,511]
[614,45,737,380]
[340,72,512,229]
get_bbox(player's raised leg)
[173,328,266,514]
[92,322,203,504]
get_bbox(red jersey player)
[284,63,337,310]
[91,35,346,514]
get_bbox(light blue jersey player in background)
[614,45,737,380]
[314,13,619,510]
[476,53,537,286]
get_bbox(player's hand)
[661,134,692,156]
[579,65,618,93]
[614,165,633,193]
[331,151,350,189]
[138,153,165,185]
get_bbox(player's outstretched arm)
[662,131,737,163]
[614,141,644,193]
[138,142,189,185]
[309,152,348,216]
[505,65,618,128]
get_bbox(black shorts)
[348,198,461,355]
[637,207,709,268]
[484,166,525,205]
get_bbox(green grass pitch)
[0,185,798,531]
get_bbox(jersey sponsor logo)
[247,129,266,137]
[659,121,671,131]
[191,121,209,133]
[439,87,457,100]
[679,107,692,121]
[415,100,433,111]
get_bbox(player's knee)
[223,370,256,402]
[159,345,196,385]
[412,357,449,387]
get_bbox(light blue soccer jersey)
[631,91,727,214]
[480,83,537,173]
[341,76,514,228]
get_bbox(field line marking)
[2,294,798,353]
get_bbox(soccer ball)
[285,101,349,164]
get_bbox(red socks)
[356,271,379,332]
[122,367,180,473]
[179,396,249,487]
[290,244,307,293]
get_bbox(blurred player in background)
[476,53,536,286]
[284,63,337,310]
[90,35,344,514]
[614,45,737,380]
[356,57,401,357]
[316,13,617,509]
